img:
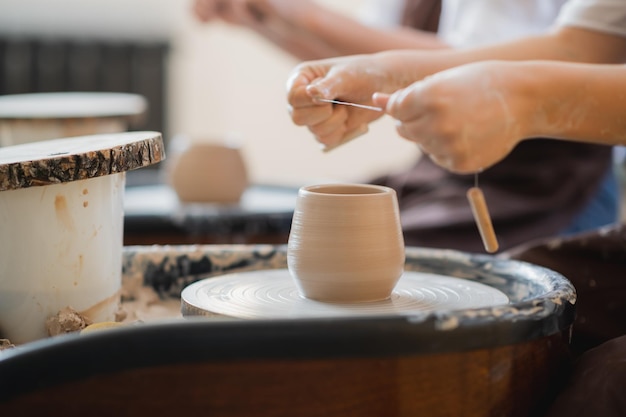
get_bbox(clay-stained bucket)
[0,132,164,344]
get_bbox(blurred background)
[0,0,419,187]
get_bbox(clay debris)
[0,338,15,351]
[46,306,92,336]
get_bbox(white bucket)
[0,131,164,344]
[0,173,125,344]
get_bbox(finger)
[314,126,348,150]
[306,79,338,101]
[426,145,477,174]
[322,124,369,152]
[287,73,338,126]
[396,115,479,174]
[394,119,411,143]
[286,71,320,106]
[289,102,333,127]
[429,154,456,172]
[386,81,429,122]
[308,105,348,138]
[288,85,319,109]
[394,117,431,148]
[304,65,361,102]
[395,126,456,171]
[372,92,391,111]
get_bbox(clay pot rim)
[301,183,393,197]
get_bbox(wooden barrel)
[0,245,575,416]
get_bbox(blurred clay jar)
[168,137,248,203]
[287,183,405,302]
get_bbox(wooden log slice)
[0,131,165,191]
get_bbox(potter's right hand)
[286,55,399,150]
[373,61,530,174]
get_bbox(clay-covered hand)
[373,61,530,173]
[286,55,405,150]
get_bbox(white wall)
[0,0,420,186]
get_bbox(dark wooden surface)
[122,182,295,245]
[1,244,576,416]
[1,332,569,417]
[506,223,626,355]
[123,229,289,245]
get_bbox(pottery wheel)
[181,269,509,319]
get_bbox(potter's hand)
[193,0,240,24]
[374,61,529,174]
[286,55,401,150]
[193,0,315,27]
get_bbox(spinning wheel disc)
[182,269,509,319]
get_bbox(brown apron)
[401,0,441,32]
[371,139,613,252]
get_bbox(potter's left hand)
[286,54,405,150]
[374,61,531,174]
[193,0,318,28]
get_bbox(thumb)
[305,74,346,100]
[372,92,391,111]
[383,83,428,122]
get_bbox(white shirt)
[557,0,626,37]
[358,0,406,29]
[360,0,570,47]
[438,0,569,47]
[556,0,626,162]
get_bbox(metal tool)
[316,99,384,152]
[317,98,383,112]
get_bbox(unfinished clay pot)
[167,137,248,204]
[287,183,405,302]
